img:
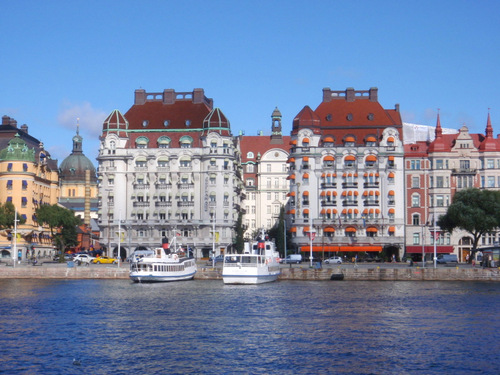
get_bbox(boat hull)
[130,270,196,283]
[222,272,279,285]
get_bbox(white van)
[280,254,302,264]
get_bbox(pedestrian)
[466,254,469,263]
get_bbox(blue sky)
[1,0,499,165]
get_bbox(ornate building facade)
[239,108,291,238]
[0,116,60,260]
[287,87,405,259]
[404,112,500,262]
[96,89,242,259]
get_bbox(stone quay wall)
[0,263,499,281]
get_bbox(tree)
[269,205,287,257]
[36,204,81,261]
[438,188,500,254]
[0,201,26,230]
[233,211,245,253]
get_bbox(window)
[410,160,421,170]
[412,214,420,226]
[23,163,28,171]
[180,159,191,167]
[135,159,147,167]
[267,164,271,172]
[460,160,470,170]
[22,180,28,190]
[412,177,419,188]
[157,158,168,167]
[488,176,495,188]
[436,176,444,188]
[412,194,420,207]
[487,159,494,169]
[247,152,254,159]
[436,195,444,207]
[246,164,254,173]
[21,197,27,207]
[413,233,420,245]
[210,175,216,185]
[7,163,12,171]
[7,180,12,190]
[435,160,444,170]
[246,178,254,187]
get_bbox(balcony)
[342,182,358,188]
[178,183,194,189]
[451,168,477,175]
[342,200,358,206]
[133,201,150,208]
[321,200,337,206]
[363,200,379,206]
[177,201,195,207]
[155,201,172,207]
[155,183,172,189]
[133,184,149,190]
[363,182,379,188]
[321,182,337,188]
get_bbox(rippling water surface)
[0,279,498,375]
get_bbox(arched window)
[180,136,193,148]
[135,136,149,149]
[157,136,171,148]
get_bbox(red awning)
[299,245,383,253]
[405,246,454,254]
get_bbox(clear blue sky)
[1,0,499,165]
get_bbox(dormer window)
[185,120,191,127]
[142,120,149,127]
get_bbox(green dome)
[59,153,97,182]
[59,130,97,183]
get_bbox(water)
[0,279,498,375]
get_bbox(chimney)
[2,115,10,125]
[346,87,355,102]
[369,87,378,102]
[322,87,333,102]
[21,124,28,133]
[192,88,205,104]
[163,89,175,104]
[395,103,400,112]
[134,89,147,105]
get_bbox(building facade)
[96,89,242,259]
[58,122,99,222]
[239,107,291,238]
[0,116,60,260]
[287,87,405,260]
[404,112,500,262]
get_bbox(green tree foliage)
[233,211,245,253]
[269,205,287,256]
[36,204,81,261]
[0,201,26,229]
[438,188,500,251]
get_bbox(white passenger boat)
[222,230,281,284]
[129,239,197,283]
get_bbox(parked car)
[280,254,302,264]
[92,256,117,264]
[209,255,225,264]
[324,256,343,264]
[73,254,96,265]
[437,254,458,264]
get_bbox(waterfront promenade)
[1,260,499,281]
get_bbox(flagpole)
[433,208,437,269]
[13,208,18,268]
[117,210,121,267]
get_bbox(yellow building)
[0,116,60,261]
